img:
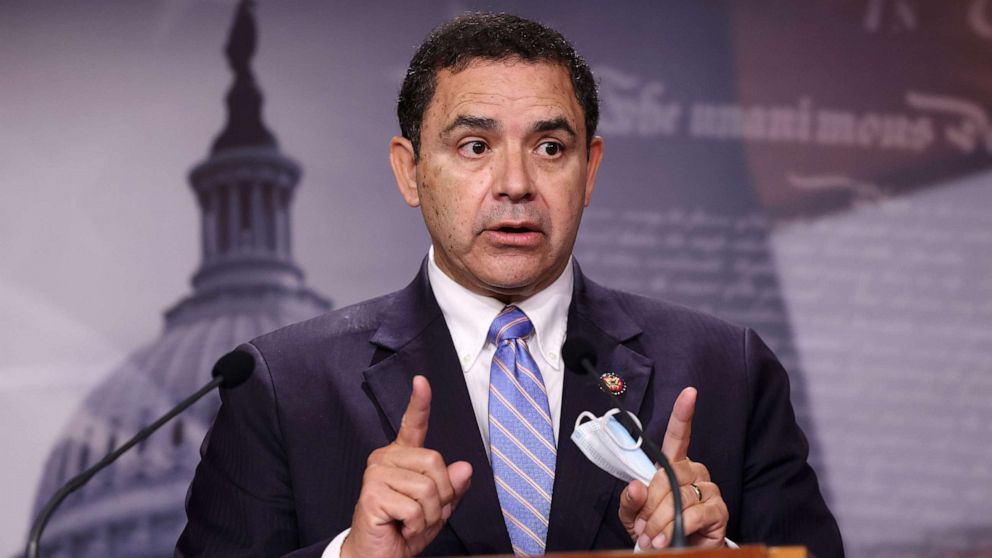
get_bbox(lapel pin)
[599,372,627,396]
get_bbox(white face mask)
[570,408,657,485]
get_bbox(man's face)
[390,59,603,301]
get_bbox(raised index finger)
[395,375,432,447]
[661,387,696,462]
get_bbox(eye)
[458,140,489,158]
[537,141,564,158]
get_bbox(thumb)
[618,480,647,531]
[442,461,473,520]
[396,375,431,447]
[448,461,473,500]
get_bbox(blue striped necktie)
[487,306,556,556]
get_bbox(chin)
[478,268,545,295]
[468,253,563,295]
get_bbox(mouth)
[494,225,536,233]
[484,222,544,247]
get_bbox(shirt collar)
[427,246,573,372]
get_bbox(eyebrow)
[530,117,577,139]
[440,114,578,141]
[441,115,501,138]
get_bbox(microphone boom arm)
[595,374,689,548]
[25,375,224,558]
[563,337,688,549]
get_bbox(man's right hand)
[342,375,473,558]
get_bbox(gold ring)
[690,483,703,502]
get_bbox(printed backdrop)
[3,1,991,556]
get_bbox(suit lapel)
[361,263,512,555]
[546,266,655,552]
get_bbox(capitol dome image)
[27,2,330,556]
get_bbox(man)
[177,13,843,558]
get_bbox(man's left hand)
[618,387,729,549]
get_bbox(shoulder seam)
[246,340,289,458]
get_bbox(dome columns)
[188,147,303,294]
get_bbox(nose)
[492,146,535,201]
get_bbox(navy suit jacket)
[177,262,843,557]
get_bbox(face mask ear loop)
[603,409,645,450]
[574,410,597,431]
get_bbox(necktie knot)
[488,306,534,345]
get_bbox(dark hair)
[398,12,599,158]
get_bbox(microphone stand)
[597,377,688,548]
[572,355,688,548]
[25,375,224,558]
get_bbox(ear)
[390,136,420,207]
[582,136,604,207]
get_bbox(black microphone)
[25,349,255,558]
[562,337,688,549]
